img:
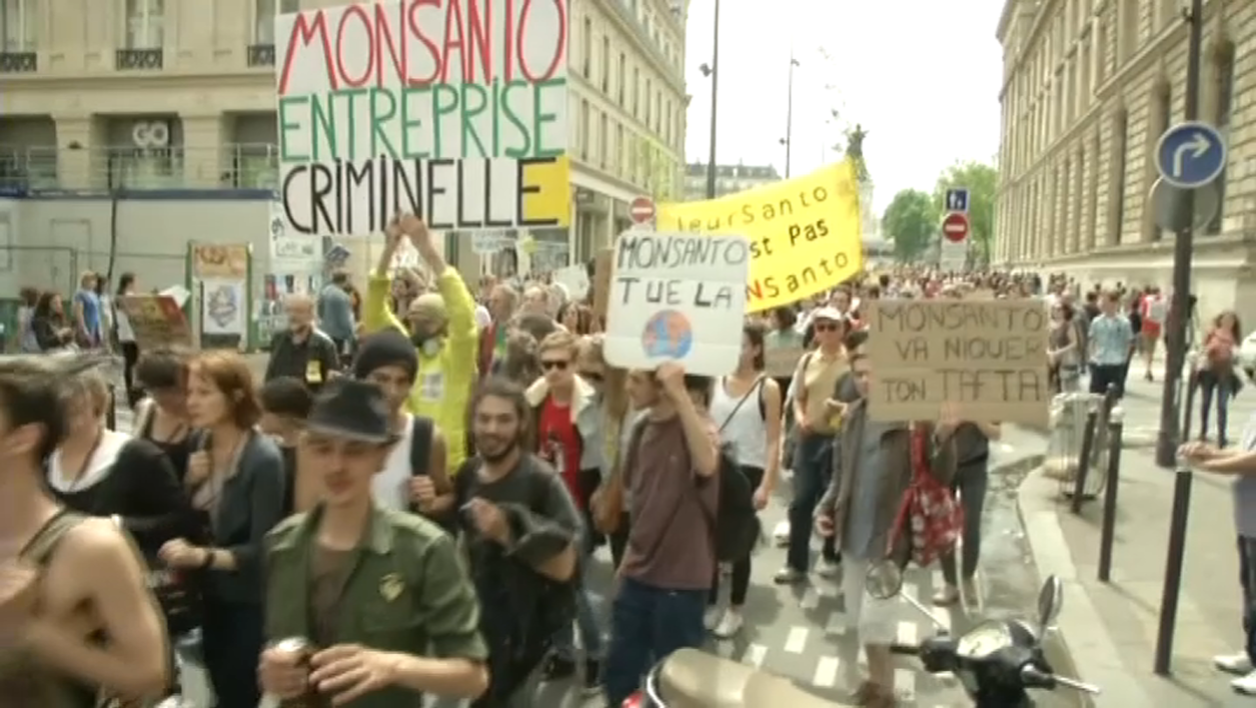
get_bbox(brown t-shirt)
[620,415,720,591]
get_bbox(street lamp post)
[702,0,720,199]
[782,53,800,178]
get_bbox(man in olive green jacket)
[259,379,489,708]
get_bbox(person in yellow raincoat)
[363,214,478,472]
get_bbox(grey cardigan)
[193,431,287,605]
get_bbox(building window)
[1118,0,1137,64]
[124,0,164,49]
[1206,50,1234,235]
[616,124,624,176]
[645,78,652,127]
[1110,111,1128,245]
[1087,134,1100,251]
[664,99,671,147]
[617,52,625,105]
[1,0,35,51]
[253,0,298,44]
[654,90,662,133]
[599,113,608,169]
[580,99,590,161]
[582,16,591,78]
[600,35,609,92]
[629,133,638,180]
[632,67,639,118]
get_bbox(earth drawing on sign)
[642,310,693,360]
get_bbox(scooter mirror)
[865,560,904,599]
[1036,575,1064,634]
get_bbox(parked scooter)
[622,564,1100,707]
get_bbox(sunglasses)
[814,322,841,332]
[541,359,570,371]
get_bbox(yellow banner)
[657,161,864,312]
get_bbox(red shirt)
[538,397,584,508]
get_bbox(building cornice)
[996,0,1018,41]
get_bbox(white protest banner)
[275,0,571,236]
[604,232,750,376]
[553,264,589,301]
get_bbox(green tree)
[882,189,937,261]
[933,160,997,263]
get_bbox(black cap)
[306,378,394,444]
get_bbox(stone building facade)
[994,0,1256,322]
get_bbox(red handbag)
[888,427,964,566]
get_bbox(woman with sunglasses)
[777,307,849,585]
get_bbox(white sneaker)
[704,605,723,632]
[816,558,840,578]
[1232,669,1256,695]
[773,521,790,547]
[713,609,744,639]
[773,567,805,585]
[1216,652,1254,675]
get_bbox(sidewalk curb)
[1016,465,1153,707]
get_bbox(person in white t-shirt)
[352,329,456,525]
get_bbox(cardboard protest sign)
[275,1,571,236]
[118,294,191,351]
[604,232,750,376]
[865,299,1049,424]
[591,248,613,321]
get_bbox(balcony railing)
[0,144,282,192]
[116,48,163,70]
[247,44,275,67]
[0,52,36,73]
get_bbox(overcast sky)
[682,0,1006,214]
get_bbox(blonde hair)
[538,330,580,358]
[66,367,111,417]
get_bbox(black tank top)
[140,406,191,483]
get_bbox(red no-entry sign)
[630,196,656,225]
[942,212,970,242]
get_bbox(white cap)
[811,306,845,323]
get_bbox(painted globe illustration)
[642,310,694,359]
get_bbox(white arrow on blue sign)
[945,188,970,213]
[1155,121,1227,189]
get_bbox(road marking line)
[937,606,952,633]
[744,643,767,668]
[857,645,868,667]
[894,667,916,696]
[824,611,846,635]
[896,621,918,646]
[903,582,919,601]
[812,656,840,688]
[784,626,808,653]
[817,583,839,599]
[800,588,820,609]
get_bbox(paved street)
[1020,365,1256,707]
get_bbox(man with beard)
[260,379,489,708]
[365,214,478,472]
[264,294,341,391]
[453,377,581,707]
[0,355,168,706]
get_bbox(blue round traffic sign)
[1155,121,1227,189]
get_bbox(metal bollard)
[1070,405,1099,513]
[1097,407,1124,582]
[1154,462,1194,675]
[105,383,117,431]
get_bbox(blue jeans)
[552,551,604,660]
[603,578,706,705]
[1199,369,1233,444]
[788,432,837,572]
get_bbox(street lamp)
[700,0,721,199]
[783,53,799,178]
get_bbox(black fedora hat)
[306,379,395,444]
